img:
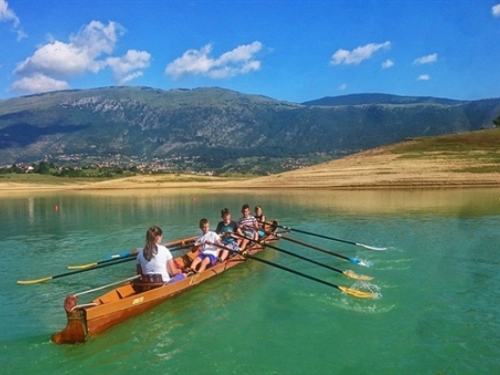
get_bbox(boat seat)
[131,273,165,293]
[116,283,136,299]
[177,249,200,269]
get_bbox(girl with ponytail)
[136,226,185,283]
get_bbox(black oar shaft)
[278,235,349,261]
[235,234,344,275]
[208,241,376,298]
[69,243,194,269]
[17,257,136,284]
[269,222,386,251]
[279,224,356,246]
[209,240,343,292]
[243,252,343,292]
[56,257,134,279]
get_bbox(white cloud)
[330,41,391,65]
[413,53,437,65]
[493,3,500,17]
[11,20,151,94]
[106,50,151,84]
[165,41,263,79]
[0,0,26,40]
[339,83,347,91]
[382,59,394,69]
[10,73,70,94]
[417,74,430,81]
[15,21,123,78]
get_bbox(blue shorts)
[222,241,240,251]
[258,230,265,237]
[244,230,256,238]
[197,253,218,265]
[168,274,186,284]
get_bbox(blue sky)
[1,0,500,103]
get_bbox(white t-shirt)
[136,244,173,282]
[197,231,220,257]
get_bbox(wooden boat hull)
[52,240,266,344]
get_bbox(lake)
[1,188,499,374]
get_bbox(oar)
[232,233,372,281]
[17,257,135,285]
[275,233,373,268]
[68,243,193,269]
[105,236,198,259]
[268,221,387,251]
[106,249,139,260]
[210,242,377,299]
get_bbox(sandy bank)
[1,143,499,192]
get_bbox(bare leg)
[197,257,212,272]
[219,249,229,261]
[190,257,201,272]
[239,238,250,251]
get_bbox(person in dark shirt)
[215,208,244,261]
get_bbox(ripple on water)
[291,281,394,314]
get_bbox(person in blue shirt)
[215,208,244,261]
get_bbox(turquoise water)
[1,188,499,374]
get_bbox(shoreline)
[0,178,499,192]
[2,140,499,192]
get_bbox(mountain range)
[0,86,499,173]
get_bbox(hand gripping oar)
[275,233,373,268]
[209,241,376,299]
[67,243,194,269]
[17,257,135,284]
[232,233,372,281]
[268,221,387,251]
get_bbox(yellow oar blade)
[342,269,373,281]
[17,276,53,285]
[338,286,377,299]
[67,262,98,270]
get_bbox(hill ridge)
[0,86,499,174]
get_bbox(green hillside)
[392,128,500,173]
[0,87,499,174]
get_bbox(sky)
[1,0,500,103]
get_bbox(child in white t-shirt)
[190,218,222,273]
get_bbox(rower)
[254,205,267,238]
[189,218,223,273]
[237,204,259,251]
[136,226,186,284]
[216,208,243,260]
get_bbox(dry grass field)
[225,129,500,189]
[1,128,499,192]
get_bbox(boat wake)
[375,258,414,271]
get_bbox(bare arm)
[167,259,182,276]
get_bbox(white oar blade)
[357,243,387,251]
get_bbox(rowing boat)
[51,235,273,344]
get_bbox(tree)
[32,161,51,174]
[10,164,22,174]
[494,115,500,128]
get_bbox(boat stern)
[51,295,89,344]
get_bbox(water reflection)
[262,188,500,217]
[2,188,499,220]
